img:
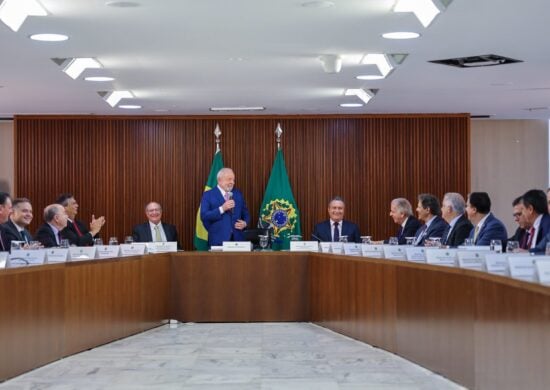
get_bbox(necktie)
[21,230,30,243]
[520,229,529,249]
[473,225,480,244]
[397,226,403,239]
[414,224,427,245]
[73,221,83,237]
[441,225,451,245]
[154,225,162,242]
[224,193,229,201]
[333,222,340,242]
[526,227,535,249]
[57,232,62,246]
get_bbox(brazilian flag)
[194,151,224,250]
[259,150,301,250]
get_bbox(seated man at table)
[466,192,507,247]
[312,196,361,243]
[509,196,528,248]
[440,192,472,247]
[34,204,69,247]
[56,193,105,246]
[413,193,448,246]
[386,198,421,244]
[2,197,34,248]
[0,192,12,251]
[132,201,179,246]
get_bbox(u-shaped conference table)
[1,251,549,389]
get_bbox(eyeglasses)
[512,212,522,218]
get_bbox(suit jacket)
[468,213,508,246]
[34,223,62,248]
[443,215,473,247]
[200,187,250,247]
[509,227,526,244]
[61,219,95,246]
[385,216,422,244]
[1,219,32,249]
[414,215,448,246]
[312,220,361,243]
[132,221,180,248]
[0,225,8,251]
[529,214,550,253]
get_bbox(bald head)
[44,204,68,230]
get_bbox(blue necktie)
[333,222,340,242]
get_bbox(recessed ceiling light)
[360,54,394,79]
[340,103,363,108]
[29,33,68,42]
[210,106,265,112]
[356,75,385,80]
[394,0,442,28]
[63,58,102,79]
[344,89,375,105]
[119,104,141,109]
[85,76,115,82]
[105,90,133,107]
[105,1,141,7]
[154,109,169,112]
[382,32,420,39]
[301,1,334,8]
[0,0,47,32]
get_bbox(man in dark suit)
[509,196,527,248]
[56,193,105,246]
[312,196,361,243]
[34,204,69,248]
[413,193,448,246]
[466,192,508,247]
[519,189,550,254]
[200,167,250,247]
[0,192,12,251]
[441,192,473,247]
[132,201,180,247]
[386,198,421,244]
[1,197,34,249]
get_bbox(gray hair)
[145,201,162,212]
[443,192,466,214]
[328,196,345,207]
[44,204,63,223]
[391,198,413,216]
[217,167,234,181]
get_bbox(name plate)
[457,250,490,271]
[425,249,457,267]
[383,245,406,260]
[290,241,319,252]
[330,242,344,254]
[343,243,362,256]
[146,241,178,253]
[69,246,97,261]
[8,249,46,267]
[535,258,550,285]
[45,248,69,263]
[508,256,536,282]
[483,253,509,276]
[405,247,426,262]
[96,245,121,259]
[457,245,491,251]
[222,241,252,252]
[361,244,384,258]
[319,242,331,253]
[0,252,8,269]
[120,243,147,257]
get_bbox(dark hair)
[521,189,548,215]
[56,193,74,207]
[468,192,491,214]
[0,192,10,206]
[512,196,523,207]
[12,198,31,209]
[418,193,441,216]
[328,196,345,206]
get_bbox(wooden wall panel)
[14,114,469,250]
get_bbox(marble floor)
[0,322,465,390]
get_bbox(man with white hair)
[200,167,250,247]
[386,198,421,244]
[34,204,69,248]
[441,192,473,247]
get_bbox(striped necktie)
[473,225,480,244]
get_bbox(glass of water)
[429,237,442,248]
[405,237,415,246]
[339,235,348,243]
[545,242,550,256]
[109,237,119,245]
[490,239,502,253]
[94,238,103,246]
[124,236,134,244]
[361,236,372,244]
[258,235,268,251]
[463,238,474,246]
[59,239,70,248]
[506,240,519,253]
[388,237,399,245]
[289,235,302,241]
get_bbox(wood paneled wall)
[14,114,469,249]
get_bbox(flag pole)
[214,123,222,152]
[275,123,283,151]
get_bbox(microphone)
[226,191,233,214]
[311,233,323,242]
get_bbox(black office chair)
[243,228,270,249]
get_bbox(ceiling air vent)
[429,54,522,68]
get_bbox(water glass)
[109,237,119,245]
[506,240,519,253]
[28,241,41,250]
[361,236,372,244]
[94,238,103,246]
[463,238,474,246]
[429,237,442,248]
[124,236,134,244]
[11,241,22,250]
[339,235,348,243]
[545,242,550,256]
[405,237,415,246]
[59,239,70,248]
[490,239,502,253]
[388,237,399,245]
[289,235,302,241]
[258,235,268,250]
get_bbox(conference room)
[1,0,549,389]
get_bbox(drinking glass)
[109,237,119,245]
[124,236,134,244]
[361,236,372,244]
[59,239,70,248]
[405,237,415,246]
[429,237,442,248]
[94,238,103,246]
[506,240,519,253]
[258,235,268,250]
[463,238,474,246]
[339,235,348,243]
[11,241,22,251]
[490,239,502,253]
[289,235,302,241]
[388,237,399,245]
[545,242,550,256]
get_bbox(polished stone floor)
[0,322,465,390]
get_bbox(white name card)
[425,249,457,267]
[120,243,147,257]
[69,246,97,261]
[457,250,490,271]
[535,258,550,285]
[45,248,69,263]
[405,247,426,262]
[383,245,407,260]
[483,253,509,276]
[8,249,46,267]
[222,241,252,252]
[290,241,319,252]
[330,242,344,254]
[343,243,362,256]
[0,252,8,269]
[146,241,178,253]
[319,242,331,253]
[457,245,491,251]
[361,244,384,258]
[508,256,536,282]
[96,245,121,259]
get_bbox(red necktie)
[526,227,535,249]
[73,221,83,237]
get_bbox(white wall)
[0,121,14,195]
[470,119,549,234]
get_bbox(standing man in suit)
[1,198,34,248]
[132,201,180,246]
[509,196,528,249]
[519,189,550,254]
[34,204,69,248]
[312,196,361,243]
[56,193,105,246]
[200,167,250,247]
[413,193,448,246]
[466,192,508,247]
[441,192,473,247]
[0,192,12,251]
[386,198,421,244]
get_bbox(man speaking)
[200,167,250,247]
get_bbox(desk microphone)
[311,233,322,242]
[227,191,233,214]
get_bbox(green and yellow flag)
[194,151,224,250]
[258,149,301,250]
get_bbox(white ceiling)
[1,0,549,119]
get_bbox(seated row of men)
[0,192,179,251]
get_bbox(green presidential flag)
[194,151,224,250]
[259,150,301,250]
